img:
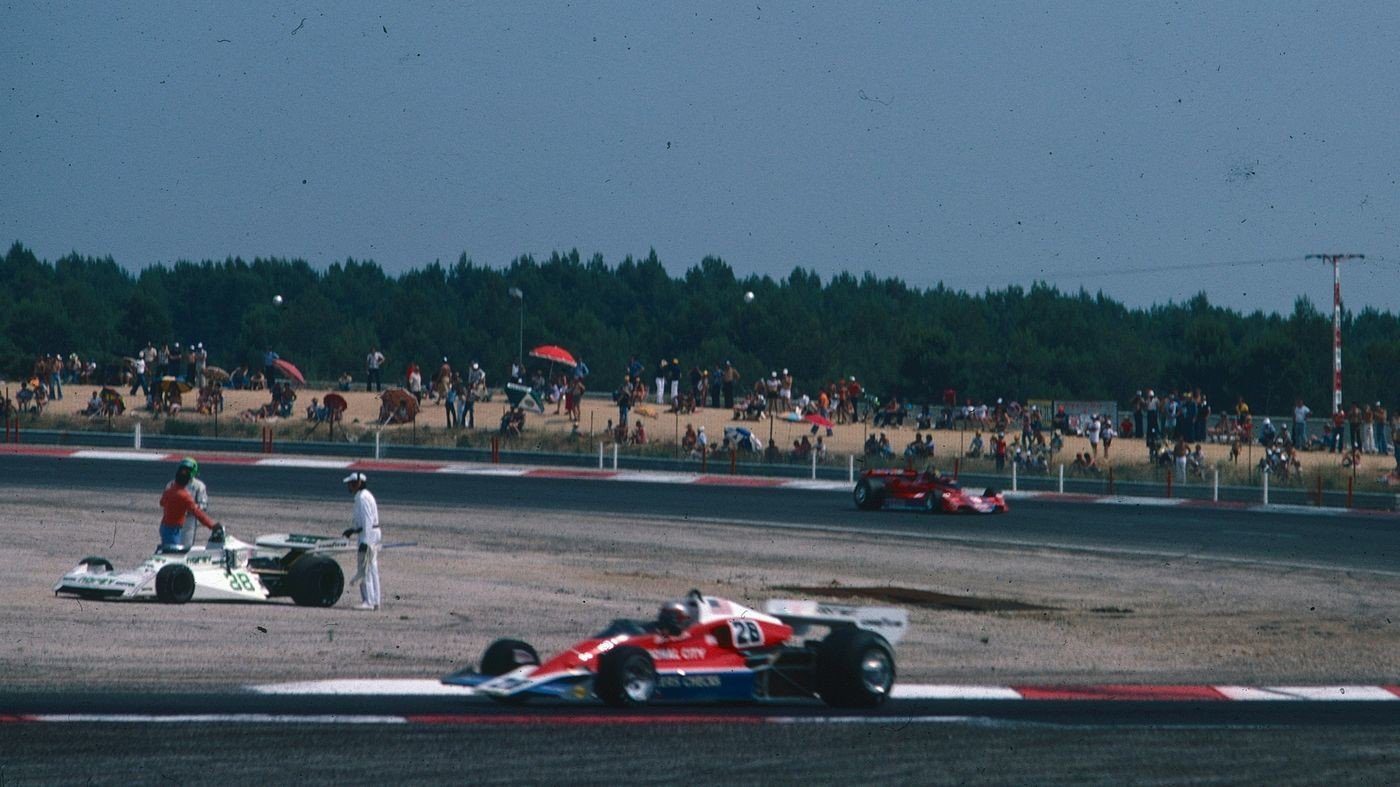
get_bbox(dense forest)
[2,242,1397,414]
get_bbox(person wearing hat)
[341,472,381,610]
[178,457,211,549]
[160,458,218,549]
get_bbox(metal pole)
[1011,460,1018,492]
[598,441,604,469]
[848,454,854,484]
[612,443,618,470]
[134,422,141,449]
[1058,463,1064,493]
[811,448,817,479]
[1306,253,1364,415]
[1213,467,1219,502]
[374,430,381,460]
[1262,467,1269,505]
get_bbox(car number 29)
[728,619,764,648]
[228,572,256,592]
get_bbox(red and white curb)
[3,681,1395,726]
[244,678,1400,702]
[1,445,1393,517]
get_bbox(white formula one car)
[54,531,354,606]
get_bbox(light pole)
[509,287,523,378]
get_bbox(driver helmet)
[177,457,199,477]
[657,601,692,636]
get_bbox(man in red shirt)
[159,458,218,548]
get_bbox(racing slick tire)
[287,555,344,607]
[921,492,940,513]
[79,556,114,573]
[594,645,657,708]
[983,488,1000,499]
[816,627,896,708]
[155,564,196,604]
[480,639,540,677]
[853,478,885,511]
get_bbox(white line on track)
[70,450,169,461]
[250,679,476,696]
[254,458,353,469]
[780,481,850,491]
[435,466,529,476]
[1216,686,1399,701]
[891,685,1024,700]
[613,472,698,484]
[1094,496,1186,507]
[33,714,408,724]
[768,716,978,724]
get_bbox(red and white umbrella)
[529,344,577,367]
[804,413,835,429]
[272,358,307,385]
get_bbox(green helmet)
[178,457,199,477]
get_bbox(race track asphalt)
[3,454,1399,783]
[3,453,1397,576]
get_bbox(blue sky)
[4,2,1397,313]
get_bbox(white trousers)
[655,377,665,403]
[357,543,381,608]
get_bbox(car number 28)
[227,572,256,591]
[728,619,764,648]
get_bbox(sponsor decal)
[658,674,723,689]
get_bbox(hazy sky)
[5,2,1397,314]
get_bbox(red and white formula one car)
[853,468,1008,514]
[442,591,907,708]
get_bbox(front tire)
[480,639,540,676]
[854,478,885,510]
[594,645,656,708]
[79,556,114,573]
[155,564,195,604]
[816,627,895,708]
[288,555,344,607]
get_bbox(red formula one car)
[442,591,907,708]
[853,467,1008,514]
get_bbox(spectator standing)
[1362,405,1377,454]
[1130,390,1145,438]
[1102,420,1116,458]
[194,343,208,389]
[616,376,634,427]
[1086,414,1102,457]
[366,347,385,391]
[1383,403,1394,453]
[262,348,279,385]
[994,433,1008,471]
[1293,399,1311,447]
[130,354,149,401]
[341,472,382,611]
[1348,403,1363,453]
[49,354,64,400]
[722,362,740,410]
[668,358,682,404]
[655,359,668,405]
[1331,409,1346,453]
[1145,390,1159,438]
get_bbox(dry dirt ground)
[48,384,1400,481]
[4,484,1398,691]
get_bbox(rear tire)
[155,564,195,604]
[983,488,1000,499]
[594,645,656,708]
[480,639,540,676]
[854,478,885,510]
[816,627,895,708]
[288,555,344,607]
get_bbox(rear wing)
[254,533,355,553]
[763,599,908,645]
